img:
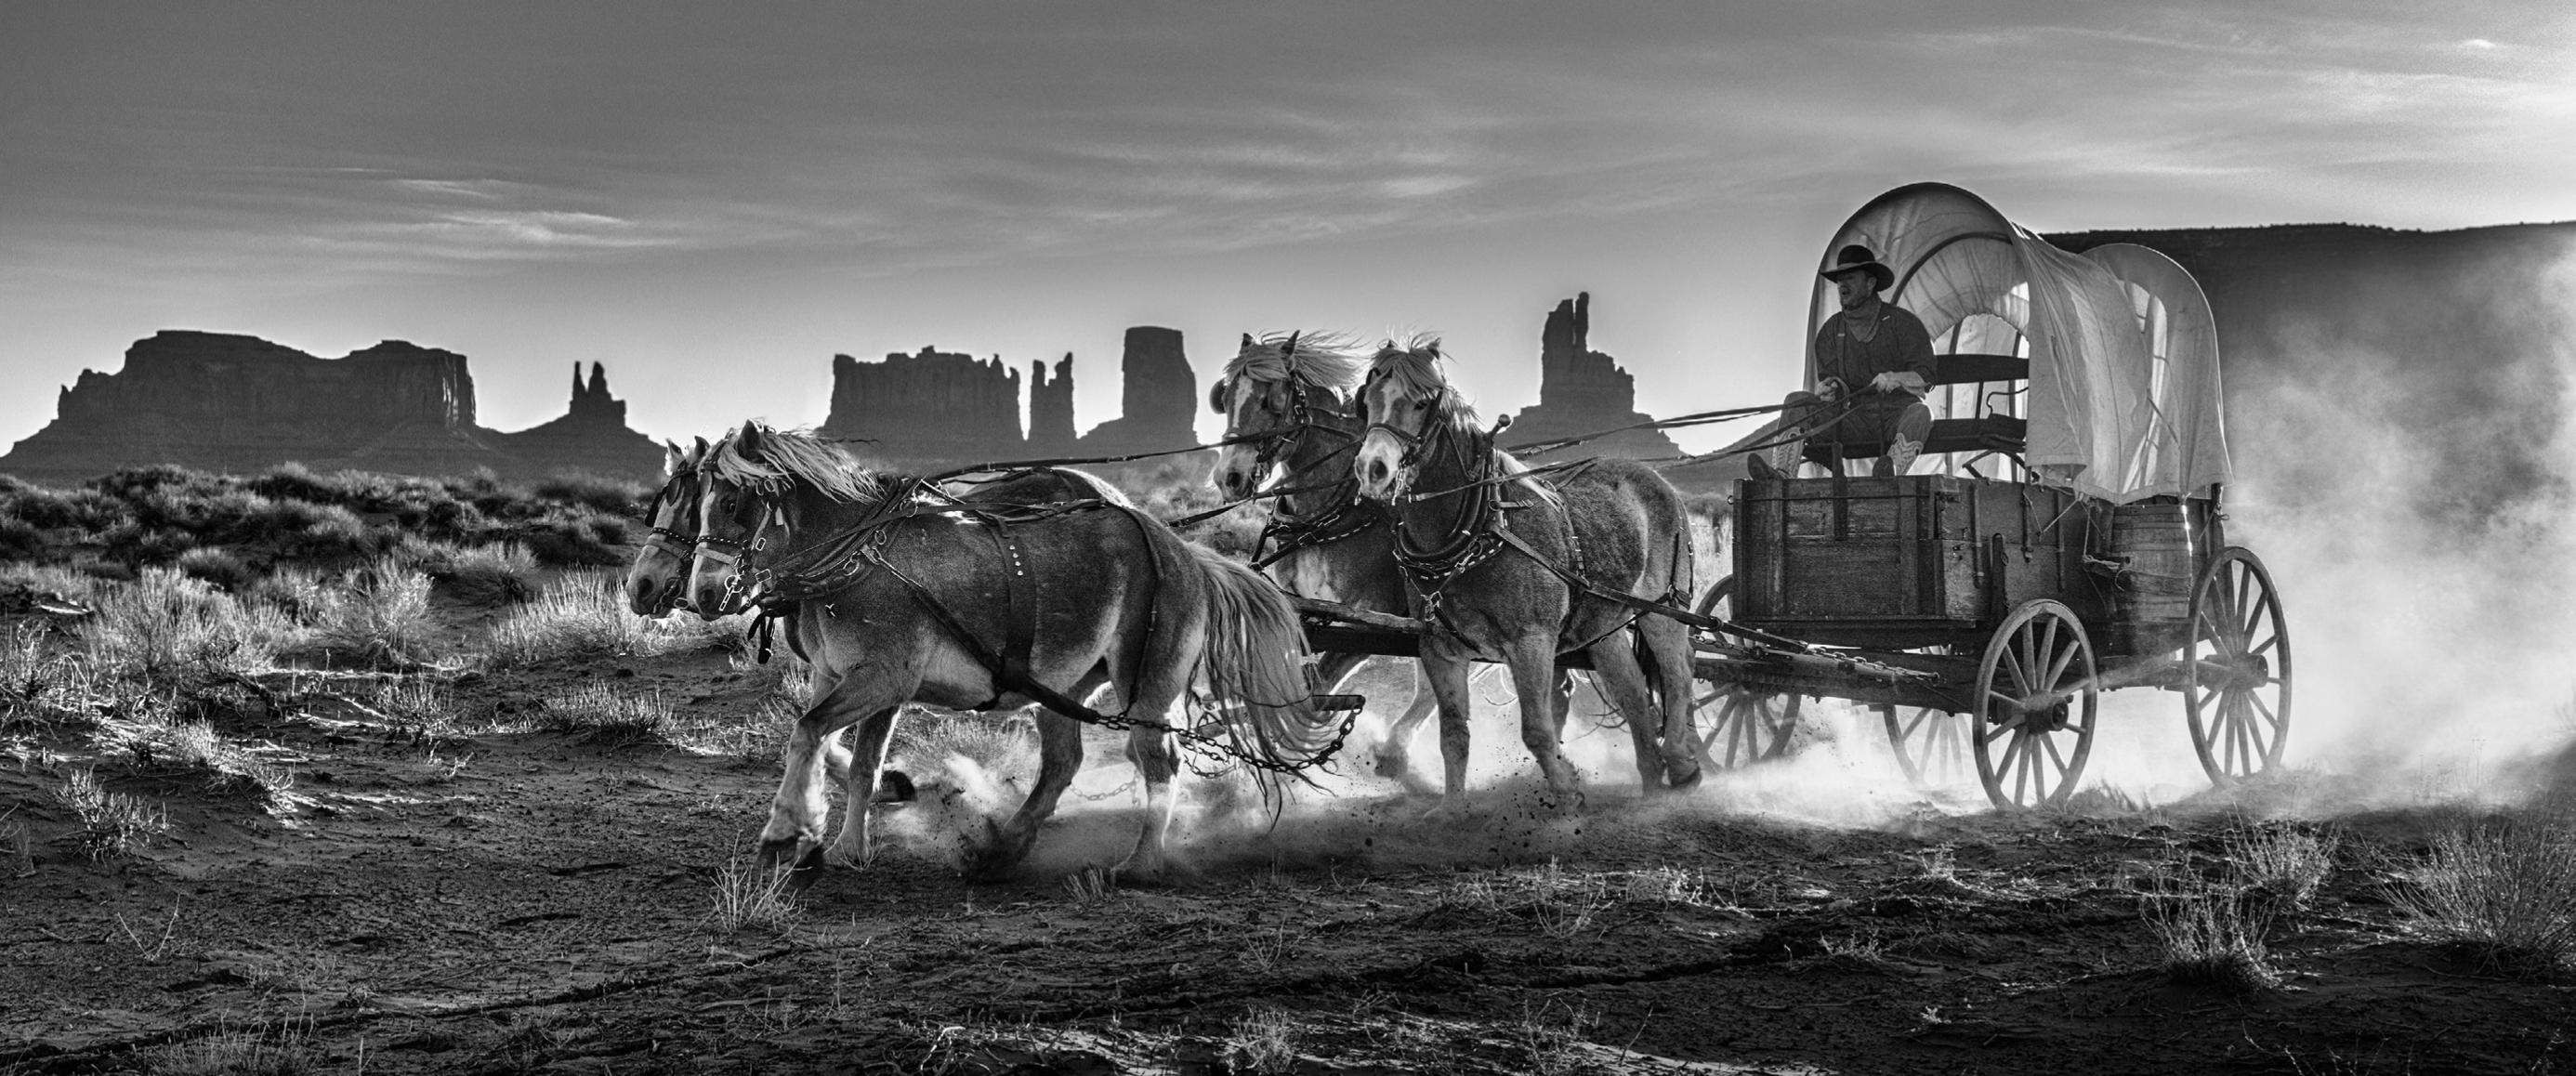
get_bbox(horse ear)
[1282,331,1300,358]
[691,435,710,460]
[737,420,762,453]
[1240,332,1255,350]
[663,440,687,476]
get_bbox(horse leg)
[821,705,903,869]
[1116,720,1184,884]
[1504,634,1582,806]
[1372,662,1446,796]
[977,707,1088,880]
[1583,632,1670,794]
[1639,614,1703,792]
[1419,645,1478,818]
[760,668,913,873]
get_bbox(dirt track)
[4,642,2569,1076]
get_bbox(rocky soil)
[3,632,2570,1075]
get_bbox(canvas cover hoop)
[1805,182,2233,503]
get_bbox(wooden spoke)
[1879,702,1971,789]
[2184,548,2293,786]
[1971,600,2098,810]
[1691,576,1802,770]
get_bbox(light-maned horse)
[684,422,1340,882]
[627,438,711,618]
[624,441,1137,788]
[1212,330,1506,793]
[1350,339,1702,809]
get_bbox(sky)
[4,2,2572,456]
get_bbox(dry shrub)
[53,767,168,858]
[173,546,256,593]
[484,571,737,667]
[238,566,327,623]
[1,623,100,735]
[2228,822,2341,919]
[2398,808,2576,977]
[77,567,281,682]
[306,558,438,668]
[426,542,539,606]
[540,683,672,745]
[1224,1006,1297,1075]
[484,572,653,666]
[889,710,1038,778]
[106,711,298,806]
[2144,891,2280,993]
[532,470,650,517]
[151,1016,319,1076]
[709,853,804,934]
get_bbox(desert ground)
[3,469,2572,1075]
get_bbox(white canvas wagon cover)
[1806,182,2233,503]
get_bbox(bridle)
[690,475,795,605]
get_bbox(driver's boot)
[1875,436,1921,478]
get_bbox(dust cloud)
[2219,235,2576,805]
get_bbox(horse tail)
[1180,543,1345,786]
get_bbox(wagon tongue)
[1311,693,1365,713]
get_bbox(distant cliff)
[0,332,664,484]
[1501,294,1686,466]
[818,347,1026,469]
[817,327,1200,471]
[1074,327,1197,457]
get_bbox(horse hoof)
[754,837,803,872]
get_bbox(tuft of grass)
[173,546,257,593]
[2144,891,2280,993]
[1,623,101,736]
[889,711,1038,780]
[422,541,540,606]
[53,767,169,858]
[2397,809,2576,977]
[483,573,655,666]
[483,571,736,667]
[2228,822,2340,919]
[106,711,298,807]
[709,854,804,935]
[539,683,672,745]
[150,1017,320,1076]
[1223,1006,1297,1075]
[77,567,282,683]
[305,558,439,668]
[1061,862,1119,909]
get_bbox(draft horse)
[1350,339,1702,810]
[627,438,710,618]
[1211,330,1523,793]
[685,422,1341,882]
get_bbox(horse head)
[1353,336,1476,503]
[1210,330,1368,502]
[625,436,706,617]
[685,421,887,618]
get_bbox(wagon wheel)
[1692,576,1801,769]
[1971,600,2099,809]
[1873,652,1970,789]
[2184,547,2292,785]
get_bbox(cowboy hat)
[1820,243,1896,293]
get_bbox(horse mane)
[1370,336,1561,508]
[703,423,888,505]
[1226,331,1370,397]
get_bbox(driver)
[1747,243,1936,479]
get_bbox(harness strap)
[997,522,1038,699]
